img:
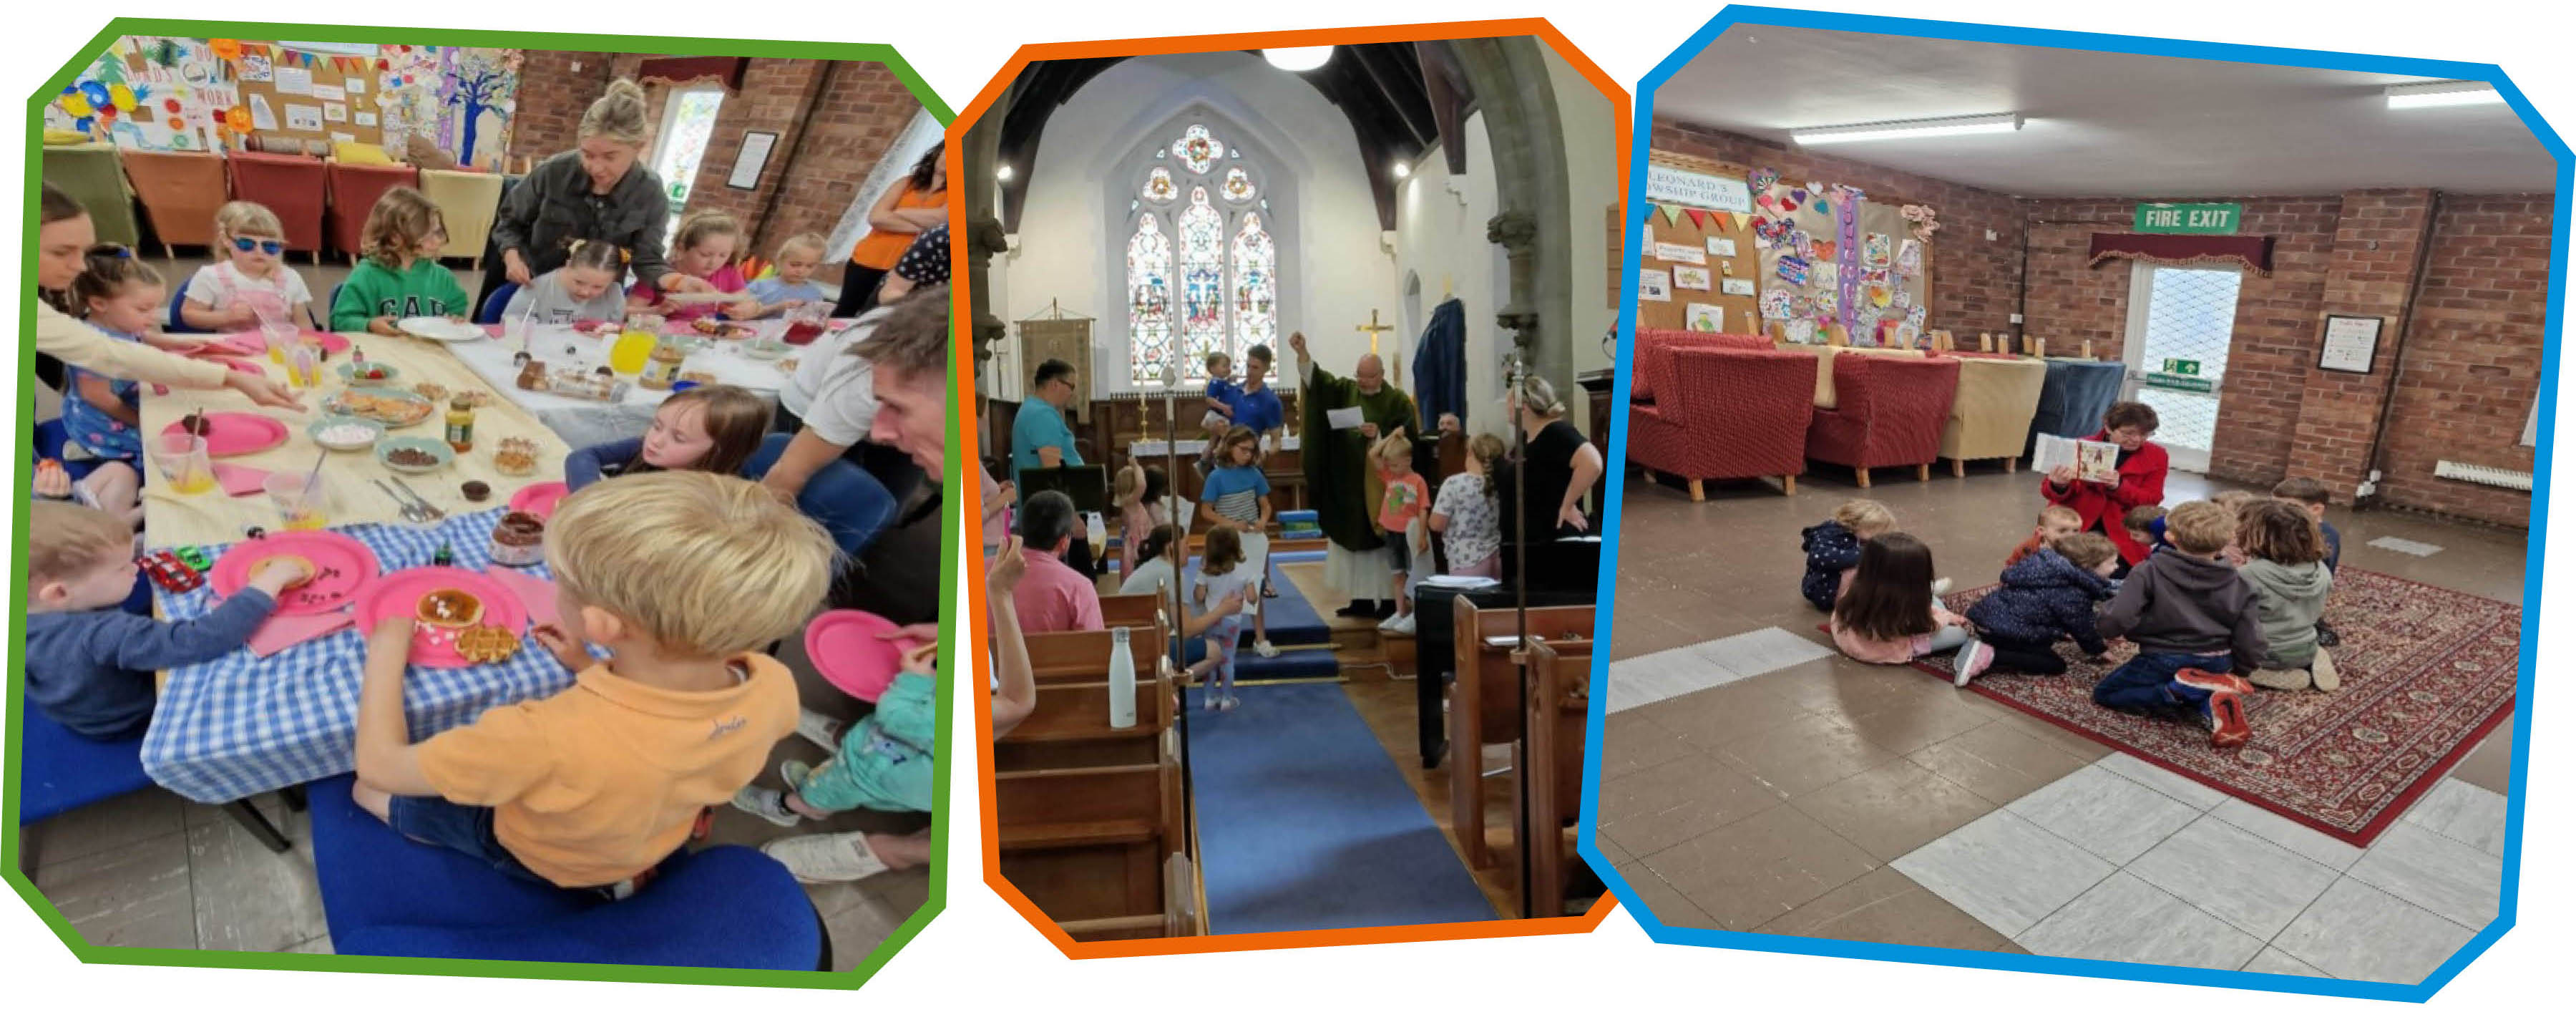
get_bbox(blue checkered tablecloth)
[141,508,578,803]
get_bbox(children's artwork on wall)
[240,53,272,82]
[1708,237,1737,258]
[1785,318,1818,344]
[1812,262,1839,292]
[1672,265,1712,291]
[1863,233,1893,269]
[379,45,519,168]
[1721,276,1756,297]
[1639,268,1672,302]
[1687,303,1724,331]
[44,37,515,163]
[1898,238,1924,276]
[1814,287,1840,316]
[1655,241,1707,266]
[1775,255,1810,286]
[283,103,321,131]
[1760,288,1793,319]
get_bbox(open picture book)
[2031,432,2121,484]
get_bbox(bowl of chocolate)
[376,437,455,475]
[462,480,492,502]
[489,510,547,567]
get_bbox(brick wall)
[2371,193,2551,526]
[1651,117,2025,337]
[509,50,613,163]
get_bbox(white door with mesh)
[2120,261,2242,474]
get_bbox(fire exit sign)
[2135,203,2243,234]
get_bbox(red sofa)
[1805,352,1962,487]
[326,162,421,264]
[225,151,326,258]
[1626,329,1815,498]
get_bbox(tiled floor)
[21,628,926,970]
[1601,465,2523,981]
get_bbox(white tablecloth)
[449,324,804,447]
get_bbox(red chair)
[119,150,228,257]
[325,162,421,265]
[1627,331,1815,499]
[225,151,326,260]
[1805,353,1962,488]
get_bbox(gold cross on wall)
[1357,309,1395,356]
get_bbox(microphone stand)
[1507,354,1533,920]
[1159,365,1197,896]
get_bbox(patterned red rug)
[1909,569,2519,847]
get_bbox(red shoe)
[2172,668,2253,696]
[2203,689,2251,748]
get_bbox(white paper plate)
[655,290,748,304]
[398,316,484,343]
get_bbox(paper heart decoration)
[1811,239,1839,262]
[1755,193,1778,211]
[1749,168,1780,192]
[1814,199,1831,218]
[1807,181,1827,195]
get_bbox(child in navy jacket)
[1961,532,2120,679]
[1801,499,1894,610]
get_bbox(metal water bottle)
[1106,626,1138,729]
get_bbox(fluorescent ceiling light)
[1264,47,1334,72]
[1792,113,2022,145]
[2386,80,2504,109]
[996,164,1014,181]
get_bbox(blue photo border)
[1579,5,2564,1001]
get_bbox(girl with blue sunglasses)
[178,200,314,332]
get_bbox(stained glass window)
[1125,123,1282,384]
[1231,213,1277,353]
[1174,124,1224,174]
[1178,187,1228,375]
[1126,215,1174,385]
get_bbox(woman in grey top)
[479,79,712,312]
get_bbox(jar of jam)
[444,397,476,453]
[640,335,688,391]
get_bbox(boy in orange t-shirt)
[351,471,839,892]
[2005,505,2084,570]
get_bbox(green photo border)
[8,17,958,990]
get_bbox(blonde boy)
[352,471,838,892]
[2005,504,2084,568]
[2092,500,2266,747]
[745,233,830,316]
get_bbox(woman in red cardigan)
[2041,402,2167,575]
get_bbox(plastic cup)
[262,321,298,364]
[152,432,216,495]
[263,471,328,530]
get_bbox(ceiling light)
[1792,113,2023,145]
[2386,80,2504,109]
[1264,47,1334,72]
[995,164,1014,181]
[1392,160,1411,180]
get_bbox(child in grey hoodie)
[2234,499,2338,692]
[2092,500,2268,747]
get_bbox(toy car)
[141,551,205,593]
[174,546,214,572]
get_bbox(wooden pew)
[998,629,1201,940]
[1448,598,1597,871]
[1100,593,1166,632]
[1519,635,1596,918]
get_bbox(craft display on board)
[1634,150,1764,336]
[1747,168,1936,347]
[42,36,517,166]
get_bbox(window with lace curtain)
[1123,123,1276,386]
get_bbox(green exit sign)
[2163,359,2201,376]
[2135,203,2242,234]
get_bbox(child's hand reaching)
[531,624,592,671]
[366,615,417,666]
[144,331,212,355]
[881,623,941,646]
[34,459,72,500]
[898,642,937,675]
[247,555,316,594]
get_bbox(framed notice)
[2318,314,2383,374]
[727,131,780,190]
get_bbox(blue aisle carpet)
[1185,682,1494,933]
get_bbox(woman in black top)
[1496,374,1606,544]
[479,79,705,313]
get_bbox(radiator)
[2434,459,2534,491]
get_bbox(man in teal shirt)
[1011,359,1084,483]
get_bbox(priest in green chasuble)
[1289,330,1418,618]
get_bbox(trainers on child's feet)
[1254,639,1281,658]
[2314,621,2341,648]
[1376,610,1405,632]
[2173,668,2255,697]
[1219,693,1240,711]
[1389,613,1417,636]
[779,760,814,790]
[794,709,844,754]
[2248,667,2311,691]
[1931,577,1954,597]
[762,832,891,884]
[1952,638,1994,687]
[1204,691,1220,711]
[2203,689,2251,747]
[730,785,801,827]
[2310,650,2341,693]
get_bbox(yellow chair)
[1938,355,2049,476]
[418,169,504,267]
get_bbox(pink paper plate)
[212,462,271,497]
[355,568,531,668]
[210,530,380,616]
[160,412,289,457]
[508,482,570,520]
[806,610,918,702]
[211,331,353,355]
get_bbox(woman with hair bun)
[480,79,685,311]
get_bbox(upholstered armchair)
[1937,353,2049,475]
[1805,352,1962,487]
[1626,329,1815,498]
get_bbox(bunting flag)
[1683,208,1707,230]
[1715,211,1739,233]
[1661,204,1685,225]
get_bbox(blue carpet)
[1185,682,1494,933]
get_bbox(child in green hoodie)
[331,187,472,334]
[2235,499,2338,692]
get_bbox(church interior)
[1601,26,2544,983]
[960,36,1623,938]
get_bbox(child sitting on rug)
[2125,505,2168,556]
[1959,532,2119,684]
[2004,505,2084,570]
[1189,526,1262,711]
[1830,532,1978,668]
[2092,500,2267,747]
[2272,477,2344,646]
[1802,499,1896,611]
[350,472,836,894]
[2235,499,2340,693]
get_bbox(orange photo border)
[948,19,1629,958]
